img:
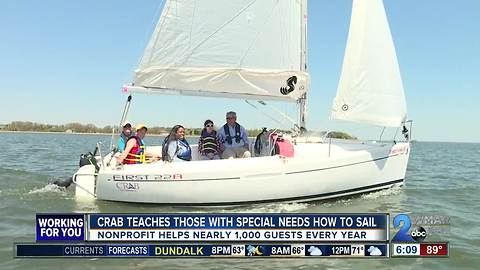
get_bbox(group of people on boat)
[116,111,251,164]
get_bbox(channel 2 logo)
[392,214,427,242]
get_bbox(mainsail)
[331,0,407,127]
[127,0,309,102]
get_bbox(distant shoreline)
[1,121,358,140]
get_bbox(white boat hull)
[73,141,410,206]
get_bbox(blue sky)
[0,0,478,142]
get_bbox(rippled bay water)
[0,132,478,269]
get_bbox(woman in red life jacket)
[117,124,159,164]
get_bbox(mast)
[299,0,308,133]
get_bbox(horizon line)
[1,130,478,144]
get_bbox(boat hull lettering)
[112,174,183,181]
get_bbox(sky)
[0,0,479,143]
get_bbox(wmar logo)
[392,214,427,242]
[280,76,297,95]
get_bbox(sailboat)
[73,0,411,206]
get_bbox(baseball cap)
[136,124,148,131]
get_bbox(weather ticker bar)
[15,243,389,258]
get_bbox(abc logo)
[392,214,428,242]
[411,226,427,242]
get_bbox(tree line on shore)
[0,121,356,139]
[0,121,263,136]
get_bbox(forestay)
[331,0,407,127]
[129,0,309,102]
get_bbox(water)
[0,132,478,269]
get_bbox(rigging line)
[181,0,258,65]
[257,101,298,128]
[379,126,386,141]
[112,95,133,151]
[244,100,284,127]
[301,0,308,71]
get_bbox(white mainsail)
[331,0,407,127]
[128,0,309,102]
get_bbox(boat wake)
[27,183,68,195]
[225,202,310,213]
[360,186,403,200]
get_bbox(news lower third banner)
[35,213,388,242]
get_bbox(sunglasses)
[205,124,213,127]
[123,125,131,128]
[226,117,235,120]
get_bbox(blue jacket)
[167,139,192,162]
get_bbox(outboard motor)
[79,152,95,167]
[53,149,98,189]
[79,148,100,172]
[53,147,100,189]
[52,177,73,188]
